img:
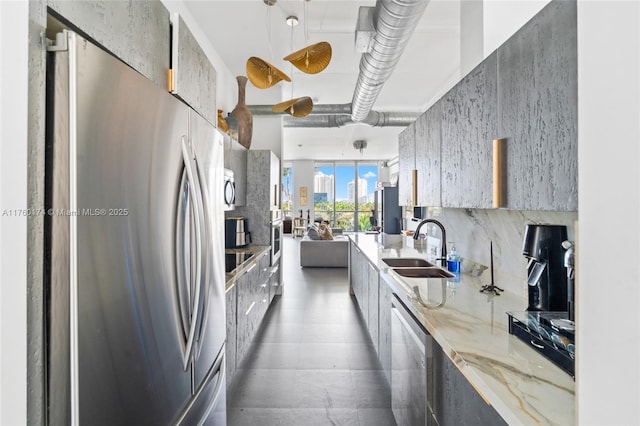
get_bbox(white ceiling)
[183,0,462,161]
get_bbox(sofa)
[299,226,349,268]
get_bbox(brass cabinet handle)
[411,169,418,206]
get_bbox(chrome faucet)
[413,218,447,267]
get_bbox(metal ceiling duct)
[350,0,430,122]
[248,104,417,128]
[281,110,418,128]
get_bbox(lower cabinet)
[379,276,392,383]
[350,243,367,320]
[433,342,507,426]
[367,262,379,353]
[225,285,237,384]
[227,250,274,387]
[236,263,259,364]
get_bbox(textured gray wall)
[172,14,217,124]
[440,52,498,209]
[497,0,578,211]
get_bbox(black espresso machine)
[522,224,568,312]
[508,224,576,377]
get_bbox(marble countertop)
[224,245,270,291]
[348,232,575,425]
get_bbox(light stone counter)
[348,233,575,425]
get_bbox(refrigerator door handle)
[178,136,205,370]
[175,172,192,348]
[192,150,212,363]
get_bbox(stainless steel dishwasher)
[391,295,435,426]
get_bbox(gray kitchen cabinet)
[433,340,506,426]
[440,52,497,208]
[367,262,379,353]
[225,285,237,386]
[238,150,281,246]
[397,100,442,208]
[497,0,577,211]
[415,102,442,207]
[358,249,369,326]
[235,262,259,365]
[378,276,392,383]
[170,14,217,124]
[349,243,369,325]
[227,250,275,382]
[398,123,416,206]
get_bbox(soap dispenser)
[446,242,461,273]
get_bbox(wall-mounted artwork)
[300,186,308,206]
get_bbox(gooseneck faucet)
[413,219,447,267]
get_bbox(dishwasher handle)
[392,295,429,348]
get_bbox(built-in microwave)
[224,168,235,211]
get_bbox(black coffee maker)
[522,224,568,311]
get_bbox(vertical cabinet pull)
[412,169,418,206]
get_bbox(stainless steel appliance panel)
[48,31,225,425]
[74,34,191,425]
[391,297,428,426]
[189,110,227,392]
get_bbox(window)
[313,163,334,223]
[282,164,293,219]
[357,163,377,231]
[312,161,378,232]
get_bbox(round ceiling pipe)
[350,0,430,122]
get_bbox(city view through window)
[281,162,379,232]
[314,162,377,231]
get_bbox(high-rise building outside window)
[312,161,378,231]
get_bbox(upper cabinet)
[397,0,577,212]
[398,102,442,208]
[415,101,442,207]
[441,53,497,209]
[398,124,416,207]
[170,13,217,125]
[497,0,577,211]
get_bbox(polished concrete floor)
[227,234,396,426]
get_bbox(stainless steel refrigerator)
[46,31,226,425]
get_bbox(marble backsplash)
[405,208,578,301]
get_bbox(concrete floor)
[227,234,396,426]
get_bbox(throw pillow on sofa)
[306,223,322,240]
[318,223,334,240]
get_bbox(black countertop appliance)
[522,224,568,311]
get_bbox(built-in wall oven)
[270,210,283,265]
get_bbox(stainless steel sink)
[391,267,454,279]
[381,258,435,268]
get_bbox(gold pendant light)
[246,57,291,89]
[283,41,332,74]
[272,96,314,118]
